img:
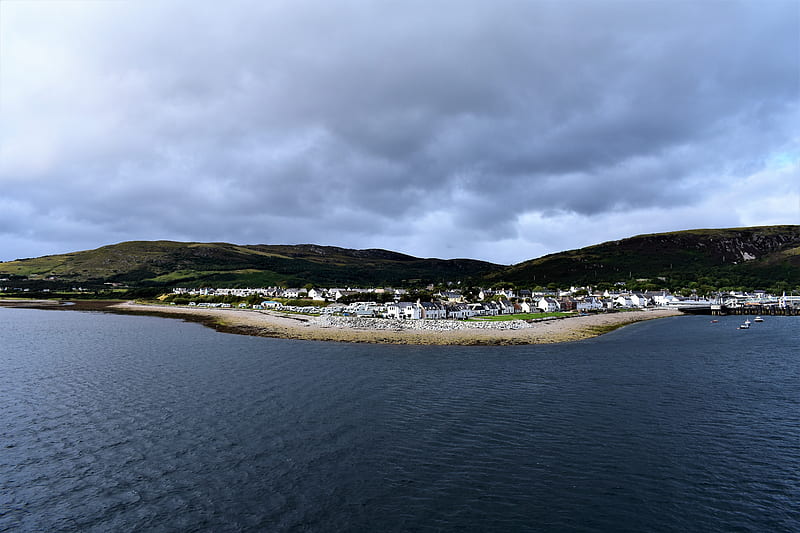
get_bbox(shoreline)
[0,299,683,345]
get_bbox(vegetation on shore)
[471,312,572,321]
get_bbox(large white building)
[386,302,423,320]
[538,298,561,312]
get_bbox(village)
[170,285,799,319]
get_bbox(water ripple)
[1,310,798,532]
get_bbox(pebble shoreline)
[109,303,682,345]
[311,315,542,331]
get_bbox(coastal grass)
[474,312,573,322]
[0,296,56,301]
[587,323,629,336]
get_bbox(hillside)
[2,226,798,293]
[0,241,502,289]
[487,225,800,290]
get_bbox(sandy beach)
[104,302,682,345]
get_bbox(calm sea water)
[1,308,798,532]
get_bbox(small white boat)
[744,319,752,326]
[738,323,750,329]
[754,316,764,322]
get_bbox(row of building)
[174,285,797,319]
[173,286,407,300]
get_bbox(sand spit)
[107,302,681,345]
[0,298,69,308]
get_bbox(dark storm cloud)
[1,0,797,263]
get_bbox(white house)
[485,301,502,315]
[538,298,561,312]
[468,303,495,316]
[281,288,303,299]
[576,297,603,312]
[325,288,342,300]
[615,295,634,308]
[652,292,679,306]
[498,299,515,314]
[450,303,478,319]
[420,301,447,319]
[446,304,467,319]
[437,291,465,303]
[386,302,423,320]
[630,293,650,308]
[307,288,326,301]
[385,302,401,318]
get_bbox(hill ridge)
[490,225,800,289]
[1,225,798,291]
[0,240,502,289]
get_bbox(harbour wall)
[711,305,799,317]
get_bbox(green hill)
[487,225,800,290]
[0,241,502,289]
[2,226,798,294]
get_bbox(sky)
[1,0,798,265]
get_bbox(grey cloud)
[1,0,797,263]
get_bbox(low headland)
[0,299,681,345]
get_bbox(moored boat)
[754,316,764,322]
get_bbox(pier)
[714,305,799,317]
[672,295,800,316]
[706,294,800,316]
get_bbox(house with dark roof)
[420,301,447,319]
[538,297,561,312]
[386,302,423,319]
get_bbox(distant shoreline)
[0,299,683,345]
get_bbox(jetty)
[709,294,800,317]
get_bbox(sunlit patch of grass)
[474,312,572,321]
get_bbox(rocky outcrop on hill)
[624,227,800,264]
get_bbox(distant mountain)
[2,226,798,293]
[0,241,503,289]
[487,225,800,289]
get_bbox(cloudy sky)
[1,0,798,264]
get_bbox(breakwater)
[713,305,799,316]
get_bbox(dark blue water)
[1,309,798,532]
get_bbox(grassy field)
[473,312,573,321]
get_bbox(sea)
[1,307,798,532]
